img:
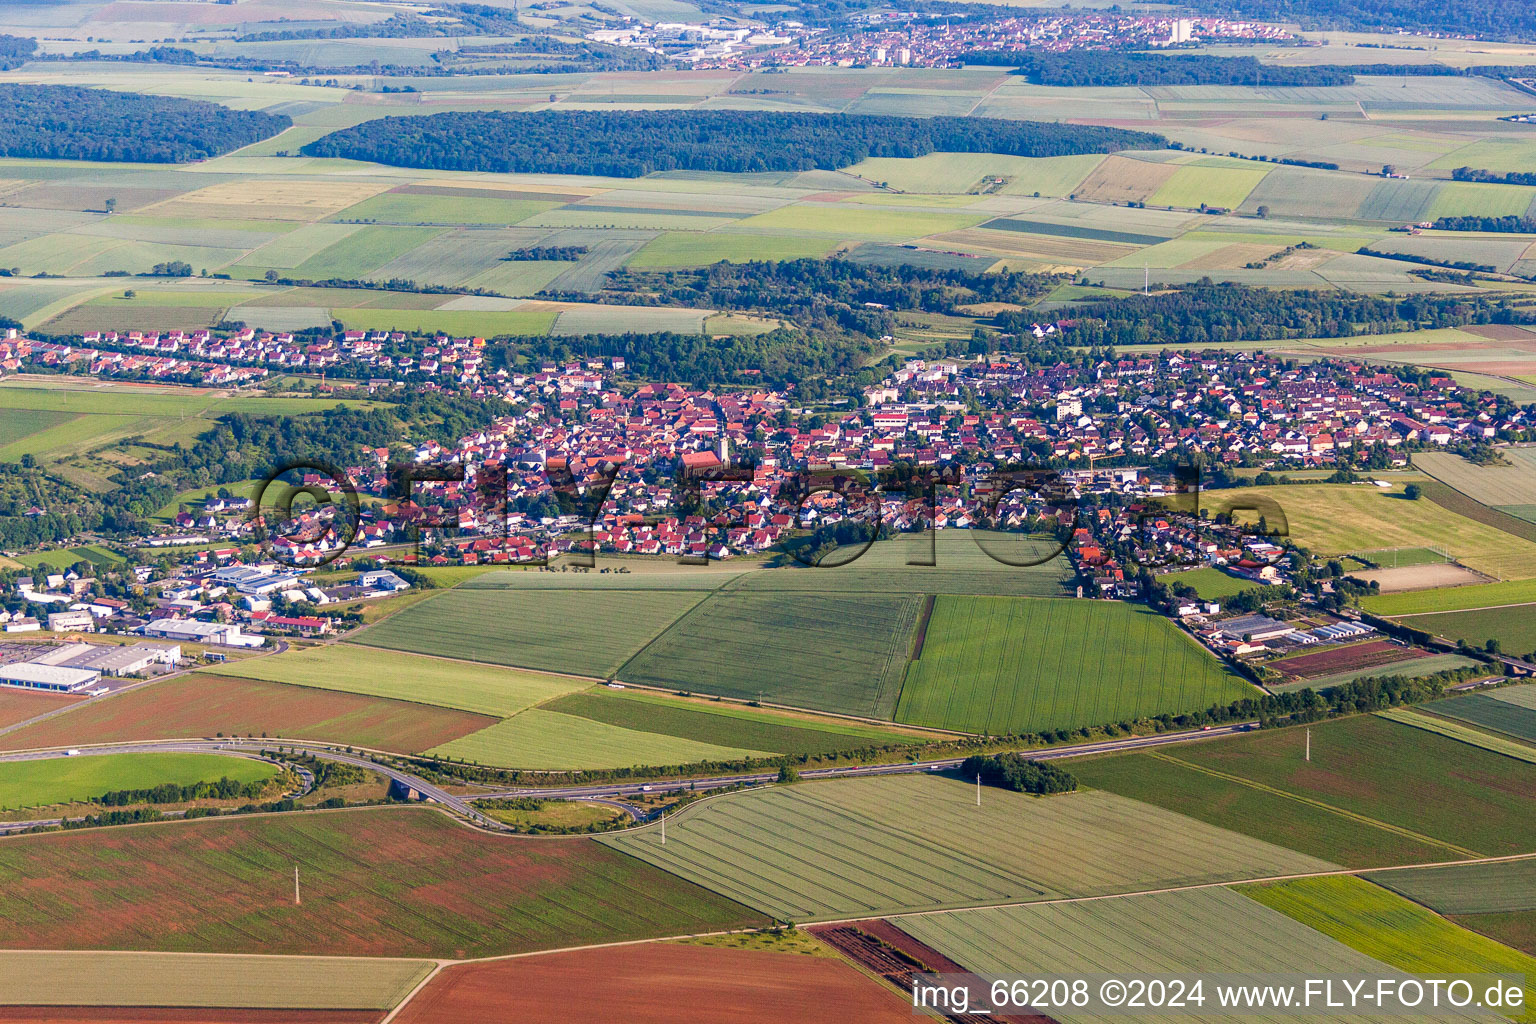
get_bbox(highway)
[0,722,1255,835]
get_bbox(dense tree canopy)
[302,110,1165,177]
[0,34,36,71]
[1177,0,1536,41]
[1453,166,1536,188]
[1431,215,1536,233]
[967,51,1356,87]
[0,85,291,163]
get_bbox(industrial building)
[142,618,264,648]
[0,662,101,693]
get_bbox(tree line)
[0,84,290,163]
[1430,215,1536,233]
[1174,0,1536,42]
[1452,166,1536,188]
[96,775,278,807]
[0,33,36,71]
[961,753,1078,794]
[301,110,1165,177]
[967,51,1356,87]
[998,281,1536,347]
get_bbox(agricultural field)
[1246,876,1536,1020]
[736,204,986,240]
[0,752,278,811]
[623,231,844,269]
[0,950,432,1011]
[1415,450,1536,513]
[1268,651,1480,693]
[1148,163,1270,211]
[393,943,911,1024]
[0,687,80,731]
[894,596,1253,735]
[617,590,923,719]
[0,807,764,957]
[1204,483,1536,580]
[0,675,495,755]
[1148,714,1536,858]
[205,642,586,718]
[543,688,925,756]
[1391,606,1536,655]
[847,152,1103,196]
[1375,707,1536,763]
[1266,639,1426,684]
[1428,687,1536,744]
[600,774,1332,921]
[426,707,773,769]
[353,588,707,679]
[1370,857,1536,916]
[12,544,123,571]
[1362,577,1536,616]
[900,887,1427,1024]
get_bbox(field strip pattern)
[897,887,1490,1024]
[1428,690,1536,744]
[1146,753,1480,858]
[600,775,1332,921]
[1367,857,1536,916]
[1375,708,1536,764]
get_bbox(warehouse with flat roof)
[0,662,101,693]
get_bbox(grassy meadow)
[0,752,278,810]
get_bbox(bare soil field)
[393,943,912,1024]
[1463,325,1536,342]
[0,687,81,730]
[0,674,494,754]
[1072,155,1180,204]
[0,1012,380,1024]
[1352,563,1488,591]
[1270,640,1426,681]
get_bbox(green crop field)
[1426,181,1536,220]
[0,752,279,810]
[1375,707,1536,763]
[846,152,1103,195]
[1071,749,1458,869]
[1204,483,1536,581]
[1428,688,1536,743]
[1370,858,1536,916]
[1160,567,1260,600]
[626,231,843,268]
[895,597,1253,735]
[291,225,444,278]
[353,587,706,679]
[901,887,1415,1017]
[237,222,367,269]
[1156,714,1536,858]
[600,774,1332,921]
[1149,164,1269,211]
[330,193,557,226]
[427,707,772,769]
[1363,578,1536,616]
[463,571,741,591]
[1247,876,1536,1022]
[735,204,986,240]
[617,590,922,719]
[0,807,764,958]
[1392,607,1536,656]
[206,641,586,717]
[330,306,557,337]
[544,688,922,756]
[0,950,432,1010]
[13,544,124,571]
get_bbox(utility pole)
[1305,728,1311,762]
[660,807,666,845]
[294,866,301,906]
[1144,262,1150,296]
[976,772,982,807]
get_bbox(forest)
[1004,282,1536,347]
[1177,0,1536,41]
[570,259,1059,337]
[0,85,291,163]
[968,51,1356,87]
[1452,166,1536,187]
[301,110,1165,177]
[1430,215,1536,233]
[0,34,36,71]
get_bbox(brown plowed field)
[1071,155,1179,205]
[0,1010,381,1024]
[393,943,912,1024]
[1270,640,1425,681]
[0,688,81,731]
[1463,325,1536,342]
[0,675,493,754]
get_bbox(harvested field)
[895,596,1253,735]
[0,687,80,730]
[353,588,706,679]
[600,774,1332,921]
[923,227,1134,265]
[617,590,922,719]
[1371,858,1536,915]
[0,950,429,1011]
[0,807,764,958]
[1350,563,1486,591]
[1071,154,1179,205]
[143,181,391,222]
[0,675,494,754]
[901,887,1425,1024]
[391,942,911,1024]
[204,643,585,718]
[1416,449,1536,509]
[0,1011,380,1024]
[1267,640,1425,682]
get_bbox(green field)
[330,306,557,337]
[1247,876,1536,1022]
[846,152,1103,196]
[427,707,772,769]
[901,887,1418,1019]
[330,193,556,226]
[618,590,922,719]
[291,225,444,278]
[1277,651,1483,693]
[1160,566,1257,601]
[625,231,843,268]
[0,951,432,1010]
[1415,450,1536,510]
[1362,578,1536,616]
[353,588,706,679]
[1428,688,1536,743]
[1392,606,1536,655]
[1370,858,1536,916]
[1375,707,1536,763]
[895,597,1253,735]
[1154,714,1536,858]
[0,807,764,957]
[544,688,922,755]
[0,752,279,810]
[600,774,1332,921]
[1149,164,1270,210]
[205,642,585,717]
[735,204,986,240]
[13,544,124,571]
